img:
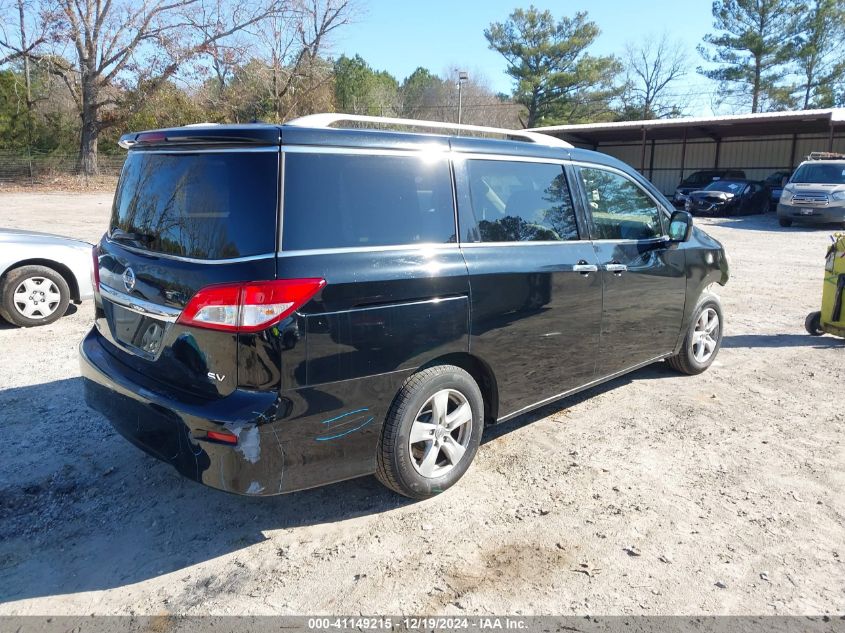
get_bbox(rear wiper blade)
[110,228,156,244]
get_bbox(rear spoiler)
[118,125,280,149]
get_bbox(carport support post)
[679,127,687,183]
[829,119,836,152]
[640,127,647,175]
[714,137,721,168]
[648,138,656,180]
[789,133,797,170]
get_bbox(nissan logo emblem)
[122,267,136,293]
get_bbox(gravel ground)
[0,192,843,616]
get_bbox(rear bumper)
[777,203,845,224]
[80,327,390,495]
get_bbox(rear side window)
[577,166,663,240]
[463,159,579,242]
[111,151,278,259]
[282,152,456,251]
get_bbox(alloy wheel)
[408,388,473,479]
[691,307,720,363]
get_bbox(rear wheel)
[0,265,70,328]
[667,294,724,375]
[779,218,792,227]
[376,365,484,499]
[805,311,824,336]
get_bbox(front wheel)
[667,294,724,375]
[376,365,484,499]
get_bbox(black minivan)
[80,115,729,499]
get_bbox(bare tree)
[620,33,689,120]
[0,0,65,164]
[252,0,350,121]
[46,0,288,175]
[0,0,58,66]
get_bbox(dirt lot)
[0,191,843,616]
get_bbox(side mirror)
[669,210,693,242]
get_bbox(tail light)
[206,430,238,445]
[177,278,325,333]
[91,245,101,293]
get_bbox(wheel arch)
[420,352,499,424]
[671,285,723,356]
[0,259,80,302]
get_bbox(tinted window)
[682,171,715,186]
[283,153,455,250]
[463,160,579,242]
[577,167,663,240]
[110,151,278,259]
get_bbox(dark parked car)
[673,169,746,207]
[764,170,792,211]
[80,115,730,500]
[685,179,770,216]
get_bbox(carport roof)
[530,108,845,145]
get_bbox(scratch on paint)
[315,416,374,441]
[321,408,369,425]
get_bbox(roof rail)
[808,151,845,161]
[285,113,572,148]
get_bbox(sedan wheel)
[0,265,71,328]
[13,277,63,320]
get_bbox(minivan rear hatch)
[95,137,280,399]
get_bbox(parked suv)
[80,115,729,499]
[673,169,746,207]
[777,153,845,227]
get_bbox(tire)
[804,311,824,336]
[667,293,724,376]
[376,364,484,499]
[0,265,70,328]
[779,218,792,227]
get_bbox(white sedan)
[0,229,94,327]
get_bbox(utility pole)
[456,71,468,124]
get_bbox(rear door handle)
[605,263,628,273]
[573,261,598,274]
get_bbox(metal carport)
[531,108,845,195]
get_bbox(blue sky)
[332,0,720,115]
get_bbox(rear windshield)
[110,151,278,259]
[790,163,845,185]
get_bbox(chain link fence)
[0,151,124,183]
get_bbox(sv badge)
[207,372,226,382]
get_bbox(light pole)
[456,71,468,124]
